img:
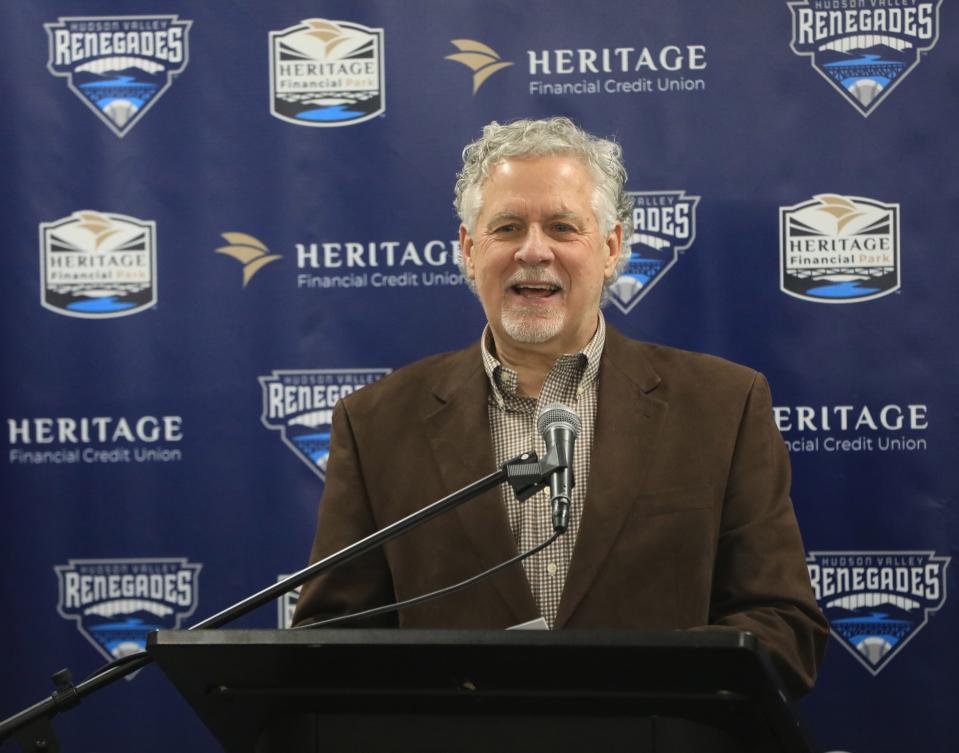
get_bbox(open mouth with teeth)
[511,283,561,299]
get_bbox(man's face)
[460,154,622,356]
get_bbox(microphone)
[536,404,581,534]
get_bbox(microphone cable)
[293,530,562,630]
[83,529,562,681]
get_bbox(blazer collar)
[420,327,667,628]
[555,326,666,626]
[423,343,539,623]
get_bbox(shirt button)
[547,562,558,576]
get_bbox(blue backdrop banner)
[2,2,956,752]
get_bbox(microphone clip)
[501,450,568,502]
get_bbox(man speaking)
[292,117,828,698]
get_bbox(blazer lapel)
[422,344,538,622]
[555,328,666,627]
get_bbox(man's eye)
[553,223,576,233]
[494,224,518,233]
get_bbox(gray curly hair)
[453,117,634,288]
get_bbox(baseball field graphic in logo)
[807,551,949,675]
[780,194,899,303]
[269,18,385,126]
[45,15,192,137]
[787,1,941,116]
[259,369,391,480]
[40,211,157,318]
[607,190,700,315]
[55,558,201,673]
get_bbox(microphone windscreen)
[536,403,582,438]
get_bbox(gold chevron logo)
[214,232,282,287]
[445,39,513,94]
[813,194,866,234]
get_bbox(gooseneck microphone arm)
[0,449,570,751]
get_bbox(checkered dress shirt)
[480,315,605,628]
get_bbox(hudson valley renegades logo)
[259,369,390,480]
[276,574,300,629]
[780,194,899,303]
[55,558,201,673]
[787,1,941,116]
[45,15,192,137]
[40,211,157,318]
[608,190,699,315]
[270,18,385,126]
[807,551,949,675]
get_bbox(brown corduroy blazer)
[293,325,828,698]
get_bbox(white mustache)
[505,268,564,290]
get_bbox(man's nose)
[515,224,554,265]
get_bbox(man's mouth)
[510,283,561,299]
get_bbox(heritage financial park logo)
[270,18,385,126]
[779,194,899,303]
[55,558,201,674]
[259,369,390,480]
[807,551,949,675]
[787,0,941,116]
[608,190,700,315]
[45,15,192,137]
[39,211,157,318]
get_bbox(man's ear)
[459,224,476,279]
[603,222,623,279]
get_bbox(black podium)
[146,629,815,753]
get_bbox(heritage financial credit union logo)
[445,40,514,93]
[270,18,385,126]
[45,15,192,137]
[214,232,283,288]
[39,211,157,318]
[56,558,201,674]
[780,194,899,303]
[445,37,707,96]
[807,551,949,675]
[787,0,941,116]
[260,369,391,480]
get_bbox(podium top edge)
[148,628,760,652]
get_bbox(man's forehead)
[477,157,595,219]
[486,153,590,179]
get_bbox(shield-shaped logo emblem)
[269,18,385,127]
[55,558,202,676]
[44,15,192,137]
[787,1,941,116]
[259,369,391,480]
[780,194,900,303]
[807,551,949,675]
[607,190,700,315]
[40,211,158,318]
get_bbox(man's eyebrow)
[484,211,525,228]
[485,210,585,228]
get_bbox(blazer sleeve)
[291,398,398,628]
[707,372,829,698]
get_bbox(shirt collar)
[480,313,606,405]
